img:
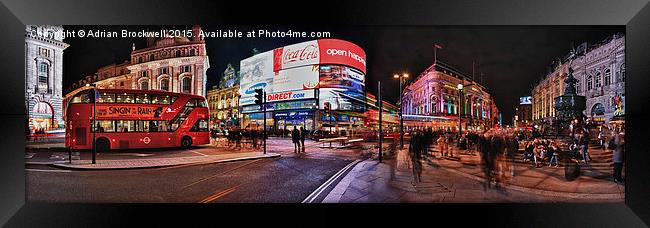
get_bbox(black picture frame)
[1,0,649,227]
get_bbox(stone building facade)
[25,25,69,133]
[532,34,625,125]
[206,63,241,127]
[401,61,498,132]
[65,25,209,98]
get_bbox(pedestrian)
[300,126,307,153]
[580,132,590,164]
[437,134,446,157]
[409,132,423,185]
[479,131,494,189]
[446,133,454,157]
[598,130,604,149]
[612,129,624,183]
[506,135,518,176]
[291,127,301,153]
[251,129,258,149]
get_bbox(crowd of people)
[405,124,625,187]
[210,126,309,153]
[210,127,266,150]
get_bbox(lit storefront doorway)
[31,102,54,133]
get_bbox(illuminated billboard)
[319,65,364,93]
[273,39,366,74]
[240,39,366,107]
[239,50,274,105]
[272,65,319,93]
[520,96,532,104]
[319,88,366,111]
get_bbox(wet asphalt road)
[27,156,354,203]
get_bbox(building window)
[140,71,148,77]
[140,80,149,90]
[159,67,168,75]
[181,65,191,73]
[182,77,191,93]
[595,71,602,88]
[120,81,124,87]
[620,64,625,82]
[190,49,195,56]
[149,54,155,61]
[587,74,593,91]
[37,62,49,92]
[176,50,181,57]
[138,57,143,63]
[160,78,169,91]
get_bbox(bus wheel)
[96,137,110,152]
[181,136,192,149]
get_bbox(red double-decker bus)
[64,88,210,151]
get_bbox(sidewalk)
[51,152,280,170]
[323,144,624,203]
[428,144,624,199]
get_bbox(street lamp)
[394,73,408,149]
[457,83,463,140]
[86,83,97,164]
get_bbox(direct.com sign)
[266,90,315,102]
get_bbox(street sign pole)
[92,88,97,164]
[263,91,267,154]
[399,77,404,149]
[378,81,383,163]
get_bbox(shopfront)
[275,110,315,131]
[30,101,56,133]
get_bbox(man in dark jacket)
[292,127,301,153]
[300,127,307,152]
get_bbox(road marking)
[111,153,155,157]
[198,184,240,203]
[189,150,208,157]
[302,159,361,203]
[26,169,71,173]
[182,160,262,189]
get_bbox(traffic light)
[254,89,263,105]
[324,102,331,113]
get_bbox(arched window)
[604,69,611,86]
[621,64,625,82]
[595,71,602,88]
[190,49,195,56]
[160,78,169,91]
[37,62,49,92]
[149,54,155,61]
[182,77,192,93]
[138,57,143,63]
[587,74,593,91]
[140,80,149,90]
[176,50,181,57]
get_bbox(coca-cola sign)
[273,40,320,71]
[283,44,319,64]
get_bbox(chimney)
[146,36,155,47]
[192,25,203,42]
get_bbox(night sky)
[62,25,624,125]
